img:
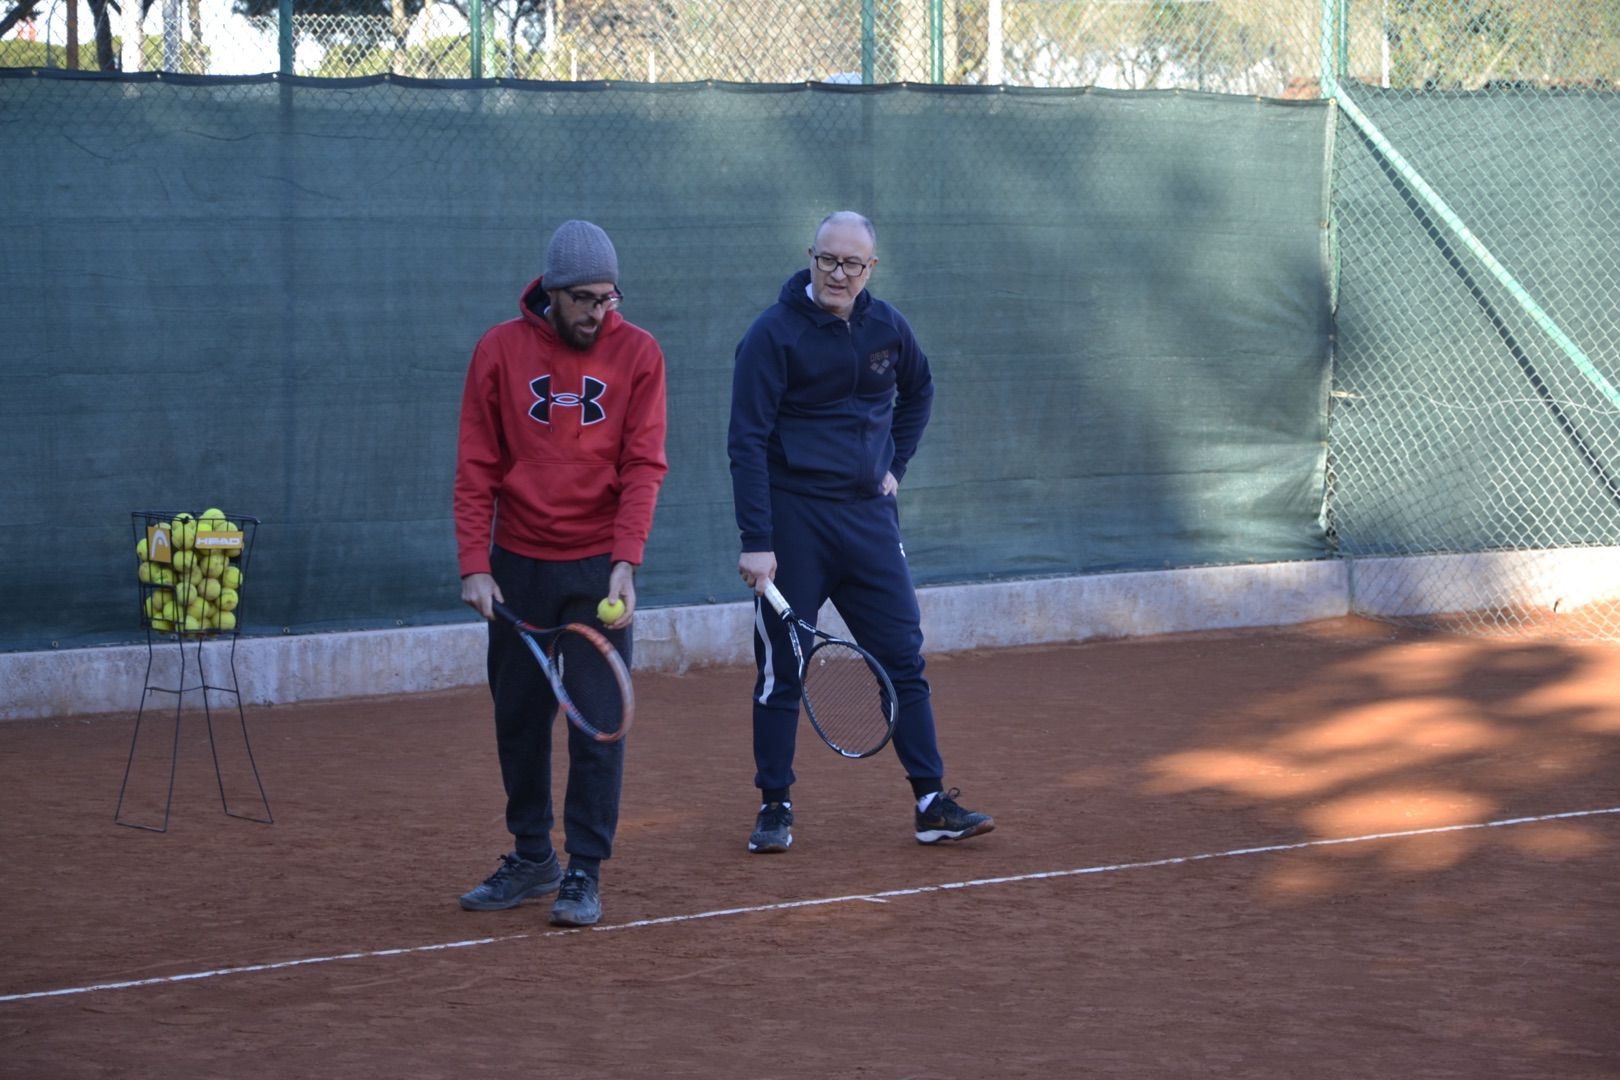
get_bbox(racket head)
[799,638,897,759]
[547,623,634,743]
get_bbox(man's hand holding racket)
[461,572,504,620]
[738,550,777,594]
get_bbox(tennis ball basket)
[131,509,259,637]
[119,509,270,832]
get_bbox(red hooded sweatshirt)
[454,277,669,577]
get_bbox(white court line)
[5,805,1616,1005]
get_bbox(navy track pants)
[750,489,944,792]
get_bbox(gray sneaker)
[550,868,602,927]
[748,801,793,853]
[459,852,563,911]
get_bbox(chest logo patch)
[868,349,893,375]
[529,374,607,425]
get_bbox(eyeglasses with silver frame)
[565,288,623,313]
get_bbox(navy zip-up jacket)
[729,268,934,552]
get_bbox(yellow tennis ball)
[136,537,148,560]
[202,552,227,578]
[218,588,239,612]
[201,578,222,602]
[138,561,156,584]
[221,566,243,590]
[216,610,237,631]
[198,508,226,530]
[150,617,174,632]
[172,549,196,572]
[596,597,626,623]
[171,514,198,550]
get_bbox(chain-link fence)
[2,0,1330,86]
[3,1,1616,643]
[1325,0,1620,640]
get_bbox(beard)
[551,309,601,351]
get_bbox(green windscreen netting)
[0,74,1332,651]
[1329,85,1620,635]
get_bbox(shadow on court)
[1,617,1616,1079]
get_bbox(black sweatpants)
[487,545,629,864]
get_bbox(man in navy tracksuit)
[728,210,994,853]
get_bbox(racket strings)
[800,641,894,756]
[550,629,629,740]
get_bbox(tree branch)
[0,0,44,38]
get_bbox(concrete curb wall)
[2,561,1349,721]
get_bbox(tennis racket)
[758,580,897,759]
[492,601,634,743]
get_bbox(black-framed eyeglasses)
[811,252,871,277]
[566,288,623,313]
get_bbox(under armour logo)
[529,374,607,425]
[868,350,893,375]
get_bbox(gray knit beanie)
[544,220,619,291]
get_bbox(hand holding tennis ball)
[596,597,626,624]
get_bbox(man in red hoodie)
[453,220,668,927]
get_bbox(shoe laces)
[487,853,528,883]
[758,801,791,829]
[557,869,593,901]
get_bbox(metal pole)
[277,0,292,75]
[67,0,79,69]
[929,0,943,83]
[1380,0,1391,88]
[121,0,142,71]
[1318,0,1336,97]
[1337,0,1349,81]
[861,0,874,84]
[469,0,482,78]
[162,0,179,70]
[987,0,1002,85]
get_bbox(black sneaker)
[914,788,994,844]
[748,801,793,853]
[550,868,602,927]
[458,852,563,911]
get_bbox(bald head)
[808,211,877,319]
[814,211,876,249]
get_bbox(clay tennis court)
[3,616,1617,1079]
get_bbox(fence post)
[470,0,483,78]
[928,0,943,83]
[1337,0,1350,81]
[278,0,292,75]
[860,0,874,84]
[986,0,1002,85]
[1318,0,1337,96]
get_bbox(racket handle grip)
[760,580,794,620]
